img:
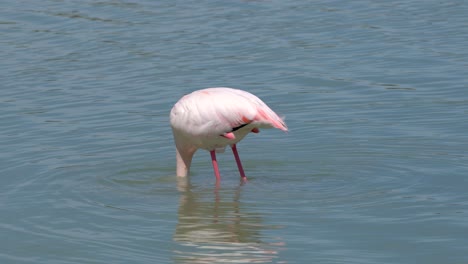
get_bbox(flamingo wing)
[170,87,286,139]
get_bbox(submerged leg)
[210,150,221,182]
[231,144,247,180]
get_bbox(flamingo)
[170,87,287,182]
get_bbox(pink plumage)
[170,87,287,182]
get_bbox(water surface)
[1,0,468,263]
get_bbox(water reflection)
[173,177,284,263]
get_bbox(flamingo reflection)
[173,177,285,263]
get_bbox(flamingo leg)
[210,150,221,182]
[231,144,247,180]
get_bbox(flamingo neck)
[174,139,196,177]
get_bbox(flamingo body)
[170,87,287,181]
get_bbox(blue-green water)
[2,0,468,263]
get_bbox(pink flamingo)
[170,87,287,182]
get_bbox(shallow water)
[1,0,468,263]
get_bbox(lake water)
[1,0,468,263]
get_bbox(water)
[1,0,468,263]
